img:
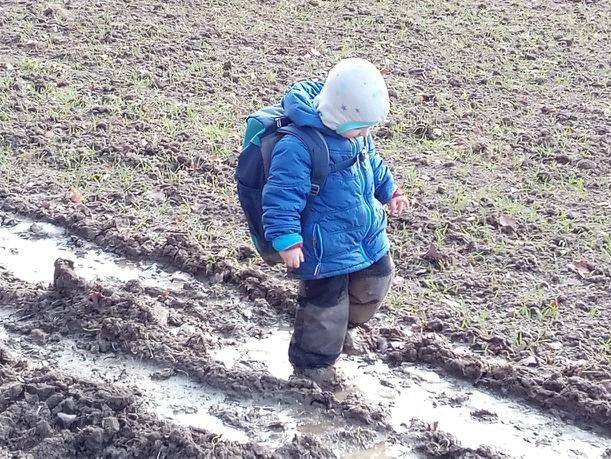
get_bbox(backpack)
[236,104,361,265]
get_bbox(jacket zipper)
[352,138,373,262]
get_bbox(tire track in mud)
[0,213,486,457]
[1,213,609,458]
[1,199,610,436]
[0,313,362,457]
[0,364,268,458]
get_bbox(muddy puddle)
[1,214,610,458]
[0,311,354,452]
[0,214,192,289]
[0,215,390,456]
[213,329,611,458]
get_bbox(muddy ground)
[0,0,610,457]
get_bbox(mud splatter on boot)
[342,327,372,356]
[290,365,348,392]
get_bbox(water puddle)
[2,214,609,457]
[342,442,409,459]
[0,314,343,450]
[214,327,294,380]
[0,214,391,456]
[212,329,611,458]
[0,214,191,289]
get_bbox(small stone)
[45,393,63,409]
[57,412,77,428]
[102,416,120,433]
[36,420,53,438]
[547,342,563,351]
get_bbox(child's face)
[340,127,371,139]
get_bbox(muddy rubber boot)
[342,327,370,356]
[291,366,347,392]
[289,275,350,369]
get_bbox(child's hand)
[388,195,410,216]
[279,247,304,269]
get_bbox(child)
[262,58,409,389]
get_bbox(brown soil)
[1,0,610,456]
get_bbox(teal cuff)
[336,120,376,134]
[272,233,303,251]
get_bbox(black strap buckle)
[310,184,321,195]
[276,117,291,128]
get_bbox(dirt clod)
[57,412,77,428]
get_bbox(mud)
[0,219,403,456]
[0,215,192,289]
[214,329,609,457]
[0,313,376,452]
[1,214,610,457]
[1,0,611,455]
[0,349,265,458]
[3,190,610,436]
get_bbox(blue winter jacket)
[262,81,396,280]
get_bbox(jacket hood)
[282,81,327,130]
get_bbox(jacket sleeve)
[262,136,311,251]
[367,135,396,204]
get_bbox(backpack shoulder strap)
[277,125,329,222]
[277,125,329,196]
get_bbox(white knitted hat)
[314,58,390,133]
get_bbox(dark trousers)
[289,253,394,369]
